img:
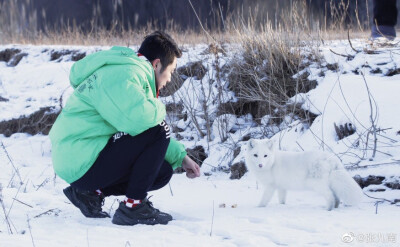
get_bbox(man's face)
[153,57,177,90]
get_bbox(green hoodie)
[49,46,187,183]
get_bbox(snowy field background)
[0,39,399,246]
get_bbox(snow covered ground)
[0,39,399,246]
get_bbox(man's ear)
[151,58,161,70]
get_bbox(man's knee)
[150,162,173,191]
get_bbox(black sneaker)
[112,198,173,226]
[63,186,110,218]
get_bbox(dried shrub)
[165,102,186,132]
[225,25,320,126]
[0,107,60,137]
[200,43,226,56]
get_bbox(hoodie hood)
[69,46,154,90]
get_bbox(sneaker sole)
[112,213,169,226]
[63,187,110,218]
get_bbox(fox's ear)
[265,140,274,150]
[248,139,255,149]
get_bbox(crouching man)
[49,31,201,226]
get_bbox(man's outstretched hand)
[182,155,201,178]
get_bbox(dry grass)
[223,20,321,128]
[0,0,372,46]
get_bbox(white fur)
[245,139,363,210]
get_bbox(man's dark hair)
[138,31,182,72]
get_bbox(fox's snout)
[258,164,263,168]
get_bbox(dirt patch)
[0,107,60,137]
[8,53,28,67]
[159,61,207,97]
[370,68,382,74]
[50,50,86,62]
[0,48,27,66]
[230,161,248,179]
[0,96,9,102]
[174,145,207,174]
[178,61,207,80]
[0,48,21,62]
[334,122,356,140]
[158,72,185,97]
[384,176,400,190]
[385,68,400,77]
[326,63,339,72]
[353,175,385,189]
[71,52,86,61]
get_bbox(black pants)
[373,0,398,26]
[71,122,172,199]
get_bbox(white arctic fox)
[245,139,363,210]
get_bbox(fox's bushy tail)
[329,169,363,205]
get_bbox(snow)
[1,39,400,246]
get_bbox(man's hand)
[182,155,201,178]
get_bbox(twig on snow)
[0,140,22,185]
[210,200,215,237]
[33,208,60,218]
[168,183,174,197]
[363,192,396,204]
[27,215,36,247]
[0,183,13,234]
[12,198,33,208]
[347,30,361,53]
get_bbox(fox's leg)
[277,189,287,204]
[259,186,275,207]
[314,185,335,211]
[333,192,340,208]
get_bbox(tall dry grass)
[0,0,372,45]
